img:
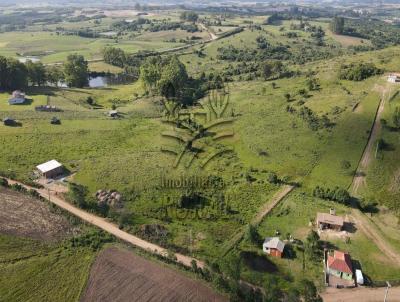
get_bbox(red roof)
[327,251,353,274]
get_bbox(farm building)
[327,250,353,281]
[8,90,26,105]
[388,73,400,83]
[263,237,285,258]
[316,209,344,231]
[36,160,64,179]
[3,117,16,126]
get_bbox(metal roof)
[317,212,344,226]
[36,160,63,173]
[263,237,285,252]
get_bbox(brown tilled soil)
[81,247,227,302]
[0,187,72,241]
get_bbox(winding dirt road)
[4,178,204,269]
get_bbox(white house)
[36,160,64,179]
[8,90,26,105]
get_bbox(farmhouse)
[388,73,400,83]
[316,209,344,231]
[263,237,285,258]
[36,160,64,179]
[326,250,353,281]
[8,90,26,105]
[3,117,15,126]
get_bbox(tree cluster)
[338,62,383,81]
[313,186,351,205]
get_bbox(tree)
[0,56,28,91]
[26,61,47,86]
[244,224,260,244]
[102,47,126,68]
[263,275,282,302]
[298,279,322,302]
[68,183,88,208]
[158,56,188,101]
[305,230,320,260]
[180,11,199,23]
[63,54,88,88]
[341,160,351,170]
[330,16,345,35]
[393,107,400,128]
[46,65,64,87]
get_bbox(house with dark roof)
[327,250,353,281]
[263,237,285,258]
[8,90,26,105]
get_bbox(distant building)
[109,110,118,118]
[317,209,344,231]
[263,237,285,258]
[327,250,353,281]
[36,160,64,179]
[3,117,15,126]
[50,117,61,125]
[8,90,26,105]
[388,74,400,83]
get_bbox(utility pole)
[384,281,391,302]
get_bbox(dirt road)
[253,185,295,225]
[347,83,400,266]
[350,86,387,195]
[322,286,400,302]
[221,185,294,256]
[4,178,204,269]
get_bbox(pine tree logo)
[161,86,235,169]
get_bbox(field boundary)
[221,184,295,256]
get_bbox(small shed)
[316,211,344,231]
[3,117,15,126]
[263,237,285,258]
[8,90,26,105]
[36,160,64,179]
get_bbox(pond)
[88,74,135,88]
[54,74,135,88]
[18,56,41,63]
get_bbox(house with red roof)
[327,250,353,281]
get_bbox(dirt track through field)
[350,85,387,195]
[81,247,227,302]
[221,185,294,256]
[4,178,204,269]
[348,83,400,266]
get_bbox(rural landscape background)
[1,0,400,301]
